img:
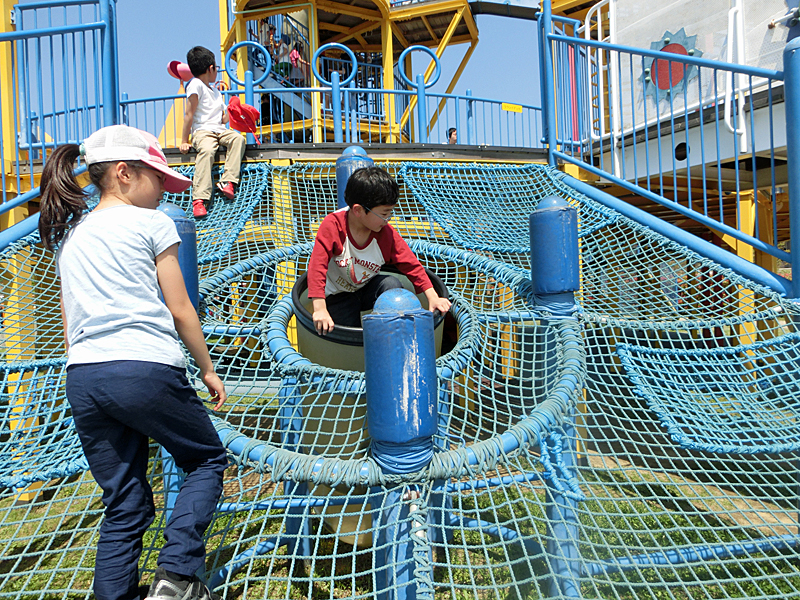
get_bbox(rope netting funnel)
[0,160,798,600]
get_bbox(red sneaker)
[192,199,207,218]
[217,181,235,200]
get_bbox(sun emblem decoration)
[643,28,702,103]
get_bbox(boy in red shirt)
[308,167,451,334]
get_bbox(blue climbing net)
[0,160,798,599]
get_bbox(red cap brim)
[143,159,193,193]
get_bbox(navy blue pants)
[325,274,404,327]
[66,361,228,600]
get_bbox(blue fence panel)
[0,0,112,205]
[546,30,787,263]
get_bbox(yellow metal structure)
[217,0,479,143]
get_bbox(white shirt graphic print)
[325,236,385,296]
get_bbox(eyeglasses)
[364,206,393,223]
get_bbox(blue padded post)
[364,289,437,472]
[783,38,800,299]
[155,203,198,530]
[335,146,374,209]
[157,202,199,311]
[530,195,581,599]
[364,289,437,600]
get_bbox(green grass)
[1,455,799,600]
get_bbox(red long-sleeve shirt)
[307,207,432,298]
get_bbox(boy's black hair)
[344,167,399,210]
[447,127,456,138]
[187,46,216,77]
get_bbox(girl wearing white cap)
[39,125,226,600]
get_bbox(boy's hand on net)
[313,309,335,336]
[429,296,452,315]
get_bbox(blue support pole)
[244,70,256,145]
[279,379,312,560]
[155,202,199,526]
[541,0,557,166]
[157,203,199,310]
[466,89,474,145]
[335,146,374,209]
[160,446,184,524]
[331,70,343,143]
[783,38,800,299]
[97,0,118,126]
[364,290,438,600]
[529,196,581,599]
[416,74,428,144]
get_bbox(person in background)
[447,127,457,144]
[180,45,246,217]
[289,42,310,87]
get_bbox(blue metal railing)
[0,0,116,205]
[541,6,789,270]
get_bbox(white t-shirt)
[185,78,227,134]
[57,205,185,368]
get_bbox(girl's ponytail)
[38,144,86,251]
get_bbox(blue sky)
[114,0,541,107]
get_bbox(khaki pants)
[191,128,246,201]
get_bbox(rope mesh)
[0,160,798,599]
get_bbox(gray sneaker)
[144,567,220,600]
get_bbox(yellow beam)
[390,0,468,20]
[328,20,381,45]
[460,4,479,40]
[309,5,323,144]
[219,0,233,53]
[382,18,398,143]
[339,34,473,54]
[552,0,596,14]
[316,0,382,21]
[421,16,438,43]
[390,22,410,49]
[320,22,351,33]
[428,40,476,134]
[399,7,464,132]
[1,0,18,184]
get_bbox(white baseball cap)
[81,125,193,194]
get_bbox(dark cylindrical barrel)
[157,202,199,310]
[335,146,374,209]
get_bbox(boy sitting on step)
[179,45,246,218]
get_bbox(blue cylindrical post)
[466,89,474,145]
[156,202,200,524]
[331,70,343,143]
[541,0,558,166]
[120,92,128,126]
[335,146,374,209]
[364,289,437,600]
[157,202,199,310]
[784,38,800,299]
[98,0,119,125]
[530,195,580,305]
[244,70,256,145]
[530,195,581,599]
[416,74,428,143]
[364,289,437,473]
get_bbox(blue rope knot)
[404,486,435,600]
[540,431,586,502]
